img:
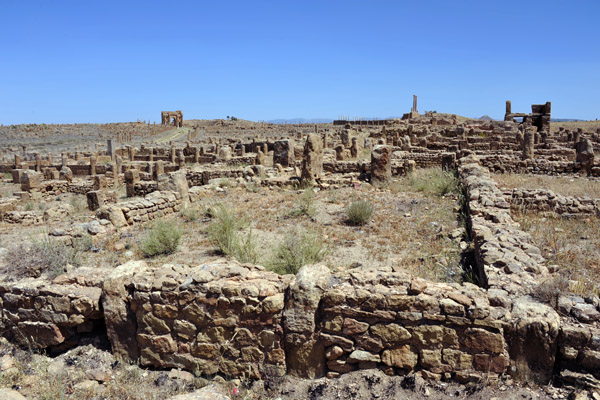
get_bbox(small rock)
[0,388,27,400]
[74,379,100,391]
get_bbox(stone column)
[149,148,154,162]
[90,153,97,176]
[273,139,294,167]
[371,145,391,188]
[178,150,185,169]
[301,134,323,183]
[506,100,512,115]
[170,146,176,164]
[35,153,41,172]
[350,137,360,158]
[154,160,165,179]
[14,154,21,169]
[22,146,27,158]
[114,156,122,188]
[412,95,418,112]
[194,147,200,163]
[522,130,534,160]
[255,150,265,166]
[124,169,140,197]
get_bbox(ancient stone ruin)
[161,110,183,127]
[0,107,599,398]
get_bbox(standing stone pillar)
[76,152,81,162]
[149,148,154,162]
[323,132,329,149]
[371,145,391,188]
[240,143,246,156]
[170,146,176,164]
[154,160,165,179]
[335,145,345,161]
[506,100,512,115]
[178,150,185,169]
[114,156,122,188]
[107,139,116,160]
[574,130,581,147]
[194,147,200,163]
[14,154,22,169]
[301,134,323,183]
[350,137,360,158]
[273,139,294,167]
[35,153,41,172]
[90,153,97,176]
[255,150,265,166]
[22,146,27,158]
[124,169,140,198]
[522,130,535,160]
[341,130,350,147]
[61,153,67,168]
[576,138,595,174]
[47,154,53,165]
[262,143,269,154]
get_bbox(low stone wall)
[504,188,600,218]
[314,269,509,382]
[133,181,158,197]
[186,169,246,187]
[479,155,600,176]
[1,211,43,225]
[104,261,290,379]
[0,279,102,349]
[37,180,94,196]
[458,157,546,294]
[96,190,183,227]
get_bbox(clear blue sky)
[1,0,599,124]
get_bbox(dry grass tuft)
[514,210,600,297]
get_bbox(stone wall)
[0,279,102,349]
[104,261,290,379]
[96,190,183,227]
[505,188,600,217]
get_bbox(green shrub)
[140,220,182,257]
[289,189,316,217]
[268,229,326,275]
[207,204,258,263]
[346,198,374,225]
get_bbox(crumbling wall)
[505,188,600,217]
[0,279,103,349]
[105,261,290,379]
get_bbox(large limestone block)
[370,145,391,188]
[20,170,43,191]
[157,171,189,208]
[273,139,295,167]
[301,134,323,183]
[284,264,331,378]
[102,260,149,360]
[508,296,560,384]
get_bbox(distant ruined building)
[161,110,183,127]
[504,101,551,132]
